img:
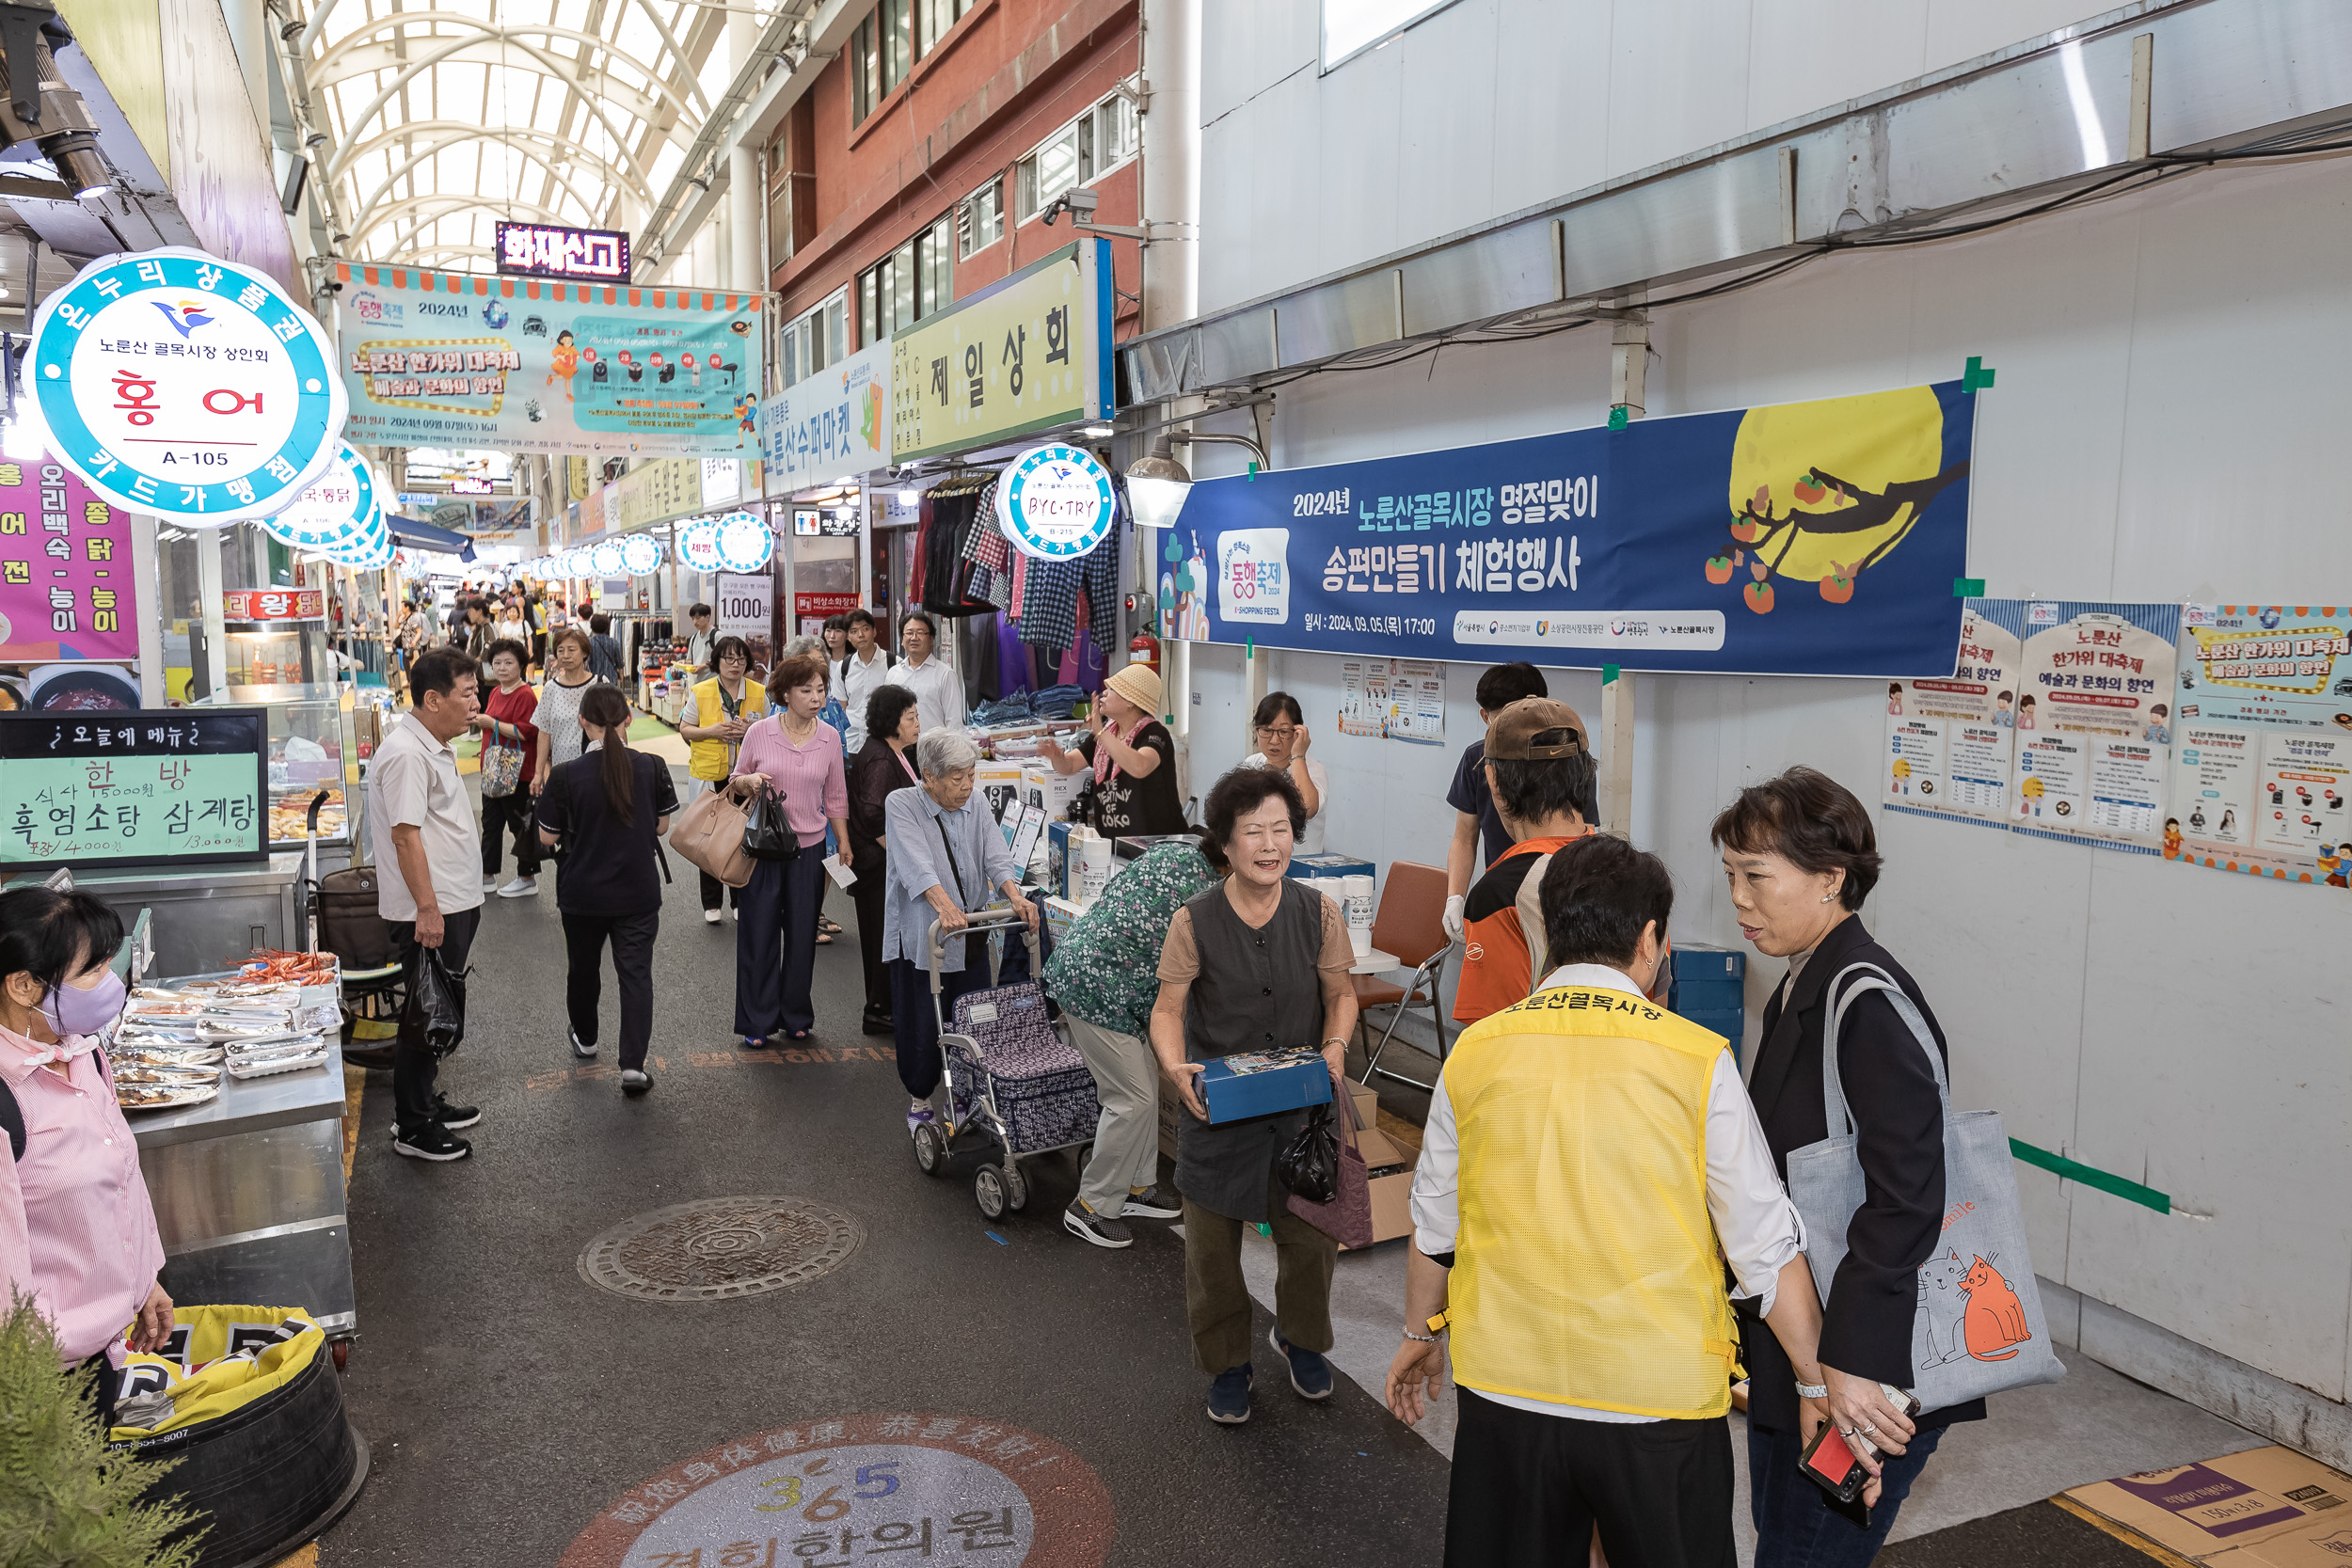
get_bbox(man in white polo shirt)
[884,610,964,735]
[368,645,486,1163]
[836,608,895,752]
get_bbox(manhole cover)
[578,1196,864,1302]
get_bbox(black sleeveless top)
[1174,877,1331,1222]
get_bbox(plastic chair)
[1352,861,1455,1091]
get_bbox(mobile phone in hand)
[1799,1421,1875,1505]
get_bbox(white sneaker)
[497,876,538,898]
[729,905,739,921]
[703,909,723,925]
[482,874,499,891]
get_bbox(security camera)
[1041,186,1100,227]
[0,1,111,202]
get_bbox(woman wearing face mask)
[0,886,173,1431]
[1713,767,1973,1566]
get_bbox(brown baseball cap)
[1486,697,1588,760]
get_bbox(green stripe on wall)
[2010,1139,2171,1214]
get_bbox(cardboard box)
[1199,1049,1333,1123]
[1156,1077,1183,1160]
[1343,1081,1420,1248]
[1022,762,1089,822]
[1287,851,1376,882]
[2064,1448,2352,1564]
[1041,895,1085,949]
[1045,821,1075,902]
[975,760,1024,824]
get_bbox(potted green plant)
[0,1291,205,1567]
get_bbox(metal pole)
[1599,305,1648,839]
[1140,0,1200,792]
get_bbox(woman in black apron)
[1148,768,1359,1426]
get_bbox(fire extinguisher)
[1129,628,1160,676]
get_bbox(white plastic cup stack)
[1342,873,1376,958]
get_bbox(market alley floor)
[325,821,1450,1568]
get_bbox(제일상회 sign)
[32,247,346,525]
[889,240,1113,464]
[1165,380,1978,678]
[1,709,270,869]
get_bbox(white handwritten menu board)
[1,710,269,869]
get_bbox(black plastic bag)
[741,784,801,862]
[1277,1103,1339,1204]
[405,945,468,1059]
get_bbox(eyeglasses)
[1254,725,1298,739]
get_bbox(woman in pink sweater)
[726,650,851,1044]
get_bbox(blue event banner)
[1166,381,1979,677]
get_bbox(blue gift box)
[1197,1049,1334,1124]
[1667,943,1749,1061]
[1287,851,1375,882]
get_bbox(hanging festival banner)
[0,459,138,663]
[33,247,345,525]
[1168,380,1978,677]
[333,262,763,457]
[2169,603,2352,887]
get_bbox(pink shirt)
[0,1026,165,1365]
[735,715,849,847]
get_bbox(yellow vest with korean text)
[1444,985,1741,1418]
[685,677,767,782]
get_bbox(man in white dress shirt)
[836,608,896,752]
[1387,833,1831,1567]
[884,610,964,735]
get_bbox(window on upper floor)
[780,290,849,388]
[957,178,1003,259]
[850,0,978,127]
[857,215,953,346]
[1014,78,1140,225]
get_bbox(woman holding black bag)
[726,651,850,1048]
[536,685,676,1094]
[1148,767,1357,1427]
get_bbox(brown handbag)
[672,784,755,887]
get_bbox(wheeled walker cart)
[911,911,1101,1219]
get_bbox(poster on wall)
[334,262,763,456]
[1169,380,1979,677]
[1883,600,2021,824]
[2007,602,2180,852]
[2169,604,2352,886]
[0,460,138,664]
[713,570,773,673]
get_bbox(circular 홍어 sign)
[676,515,723,572]
[33,246,345,526]
[621,533,663,574]
[591,540,626,577]
[259,442,377,549]
[996,444,1116,560]
[557,1413,1110,1568]
[713,509,772,573]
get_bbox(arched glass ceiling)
[306,0,774,271]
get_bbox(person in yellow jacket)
[1385,834,1831,1568]
[676,634,766,923]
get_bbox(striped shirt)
[0,1026,165,1365]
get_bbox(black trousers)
[1446,1387,1736,1568]
[78,1350,118,1431]
[563,909,658,1069]
[480,790,541,877]
[850,858,889,1014]
[699,867,739,912]
[388,906,479,1132]
[732,851,826,1038]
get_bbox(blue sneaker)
[1207,1363,1253,1424]
[1269,1326,1332,1401]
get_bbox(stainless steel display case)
[69,853,307,977]
[190,683,385,863]
[129,1058,355,1340]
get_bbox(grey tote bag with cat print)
[1785,963,2066,1412]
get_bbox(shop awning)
[388,515,479,562]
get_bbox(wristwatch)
[1795,1380,1829,1399]
[1401,1325,1441,1344]
[1321,1037,1349,1051]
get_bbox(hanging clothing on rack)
[922,477,997,618]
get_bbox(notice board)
[0,709,269,869]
